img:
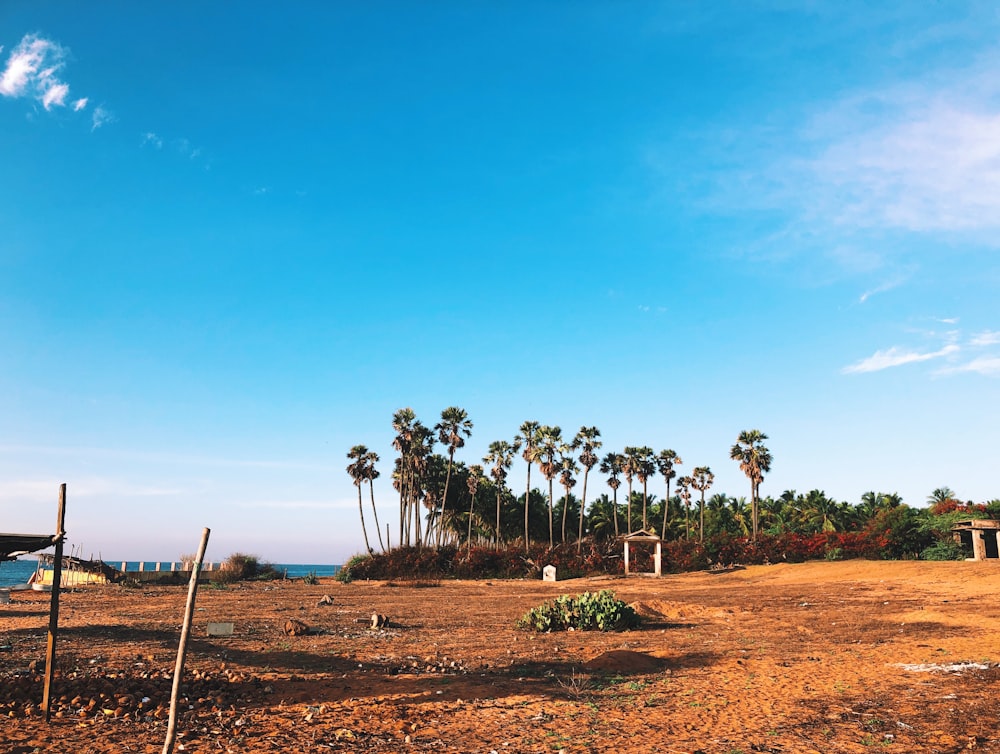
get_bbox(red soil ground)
[3,560,1000,753]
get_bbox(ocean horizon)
[0,559,341,588]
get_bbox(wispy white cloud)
[844,323,1000,376]
[859,278,905,303]
[935,356,1000,377]
[0,33,83,112]
[842,344,959,374]
[91,105,113,130]
[808,97,1000,234]
[41,81,68,109]
[141,131,163,149]
[72,96,87,111]
[970,330,1000,346]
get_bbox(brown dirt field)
[3,560,1000,753]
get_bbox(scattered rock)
[316,595,335,606]
[283,619,310,636]
[371,613,390,629]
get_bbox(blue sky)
[2,3,998,564]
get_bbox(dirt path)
[3,560,999,753]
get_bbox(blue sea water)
[0,558,39,587]
[0,559,340,587]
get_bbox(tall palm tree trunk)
[700,491,706,542]
[661,480,671,541]
[369,482,385,552]
[524,466,532,552]
[357,486,372,554]
[437,449,455,549]
[548,479,555,547]
[561,491,569,543]
[578,471,589,552]
[626,482,633,534]
[496,489,503,548]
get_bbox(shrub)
[921,539,966,561]
[517,590,640,632]
[336,553,374,582]
[302,570,319,585]
[216,552,281,583]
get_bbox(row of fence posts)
[120,561,216,572]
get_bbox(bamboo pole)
[162,527,211,754]
[42,483,67,722]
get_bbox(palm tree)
[690,466,714,542]
[677,476,693,540]
[728,496,751,537]
[656,449,682,541]
[536,425,563,547]
[622,447,640,533]
[574,427,602,551]
[858,491,901,522]
[558,452,579,542]
[730,429,772,542]
[600,451,624,537]
[362,447,385,552]
[484,440,519,547]
[391,408,417,547]
[634,446,656,530]
[347,444,375,554]
[433,407,473,548]
[465,464,484,549]
[928,487,957,505]
[408,421,435,547]
[799,489,841,533]
[515,421,541,552]
[585,493,617,540]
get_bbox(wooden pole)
[42,483,67,722]
[162,527,211,754]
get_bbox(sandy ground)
[2,560,1000,753]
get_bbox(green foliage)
[921,539,966,561]
[517,590,640,632]
[218,552,282,582]
[302,570,319,585]
[335,553,371,583]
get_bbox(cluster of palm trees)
[346,407,774,554]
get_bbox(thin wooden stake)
[42,483,67,722]
[162,527,211,754]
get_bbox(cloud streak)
[936,356,1000,376]
[809,97,1000,234]
[843,325,1000,377]
[842,344,959,374]
[1,33,82,112]
[91,105,114,130]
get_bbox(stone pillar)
[624,542,631,575]
[654,542,662,577]
[973,530,987,561]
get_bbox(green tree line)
[347,408,998,557]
